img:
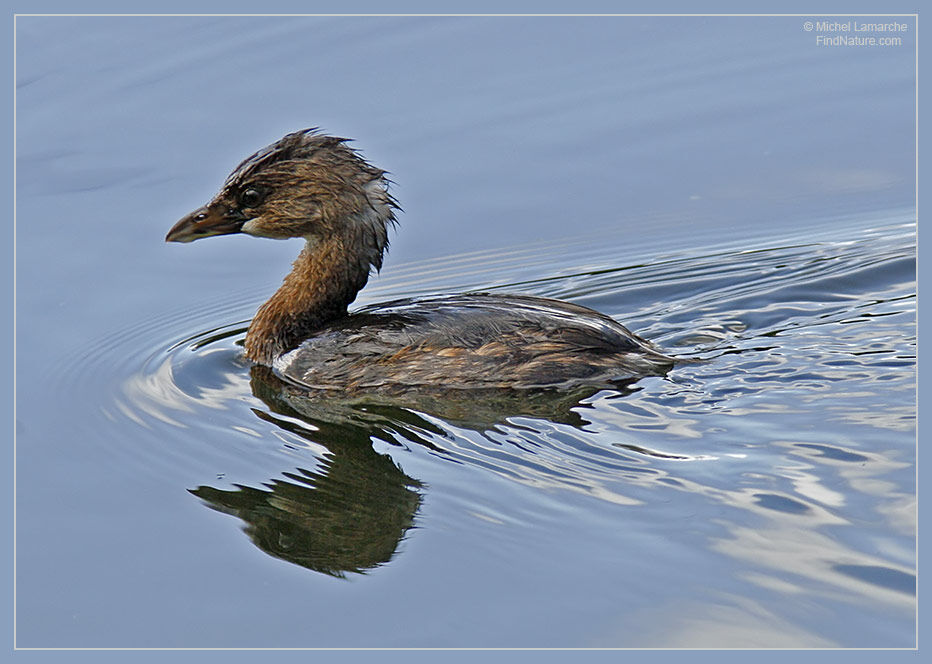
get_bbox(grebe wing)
[274,293,674,390]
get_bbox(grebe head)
[166,128,397,269]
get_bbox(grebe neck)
[244,231,377,365]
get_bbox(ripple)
[42,215,915,562]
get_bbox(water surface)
[15,15,915,648]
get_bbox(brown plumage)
[166,128,674,391]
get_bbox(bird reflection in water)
[190,367,423,578]
[190,363,646,577]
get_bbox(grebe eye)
[240,188,262,208]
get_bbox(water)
[15,15,915,648]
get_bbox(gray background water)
[15,15,915,648]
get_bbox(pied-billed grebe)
[166,129,673,390]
